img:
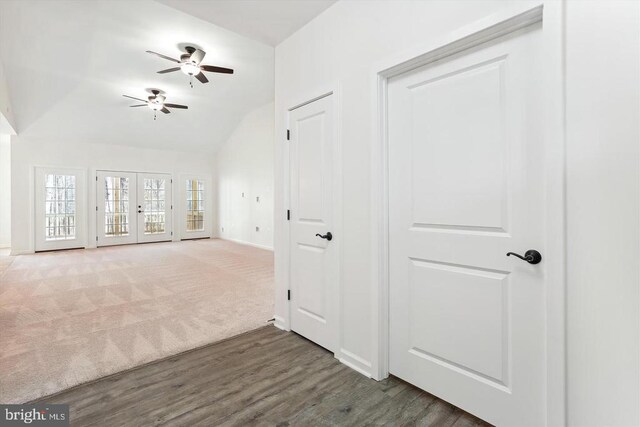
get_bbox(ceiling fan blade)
[190,48,205,65]
[146,50,180,63]
[164,103,188,109]
[200,65,234,74]
[129,104,147,107]
[194,72,209,84]
[161,107,171,114]
[157,67,180,74]
[123,94,147,102]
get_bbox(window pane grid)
[144,179,166,234]
[45,174,76,241]
[104,176,130,237]
[186,179,204,231]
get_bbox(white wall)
[275,0,542,380]
[274,0,639,425]
[0,134,11,248]
[565,1,640,426]
[215,102,274,250]
[0,60,17,134]
[10,137,215,254]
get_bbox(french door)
[96,171,172,246]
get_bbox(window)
[104,176,130,237]
[45,174,76,240]
[143,178,166,234]
[186,179,204,231]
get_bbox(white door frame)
[281,87,344,358]
[370,3,566,426]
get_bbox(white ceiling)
[156,0,337,46]
[0,0,274,152]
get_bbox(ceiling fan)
[123,89,187,120]
[146,46,234,87]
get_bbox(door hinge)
[171,205,173,210]
[286,129,290,141]
[95,176,98,181]
[171,231,173,236]
[96,236,98,242]
[96,206,98,211]
[171,179,173,184]
[287,209,290,220]
[287,290,291,301]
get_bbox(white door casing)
[289,94,338,352]
[387,22,546,427]
[35,167,86,251]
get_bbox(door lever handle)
[315,232,333,241]
[506,249,542,265]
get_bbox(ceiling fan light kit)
[123,45,234,119]
[122,89,187,120]
[146,45,234,88]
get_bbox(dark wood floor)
[39,326,490,426]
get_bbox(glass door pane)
[186,179,204,231]
[45,174,76,241]
[143,178,166,234]
[104,176,131,237]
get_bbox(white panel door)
[388,27,546,426]
[289,95,337,352]
[137,173,172,243]
[35,167,86,251]
[97,171,137,246]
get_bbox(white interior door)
[97,171,137,246]
[137,173,172,244]
[388,26,546,426]
[289,94,338,352]
[35,167,86,251]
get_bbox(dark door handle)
[315,232,333,241]
[506,249,542,264]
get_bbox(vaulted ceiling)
[157,0,337,46]
[0,0,277,152]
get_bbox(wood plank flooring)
[38,326,490,426]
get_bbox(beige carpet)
[0,239,274,404]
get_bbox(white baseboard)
[338,348,373,378]
[273,315,289,331]
[220,237,273,251]
[10,249,35,256]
